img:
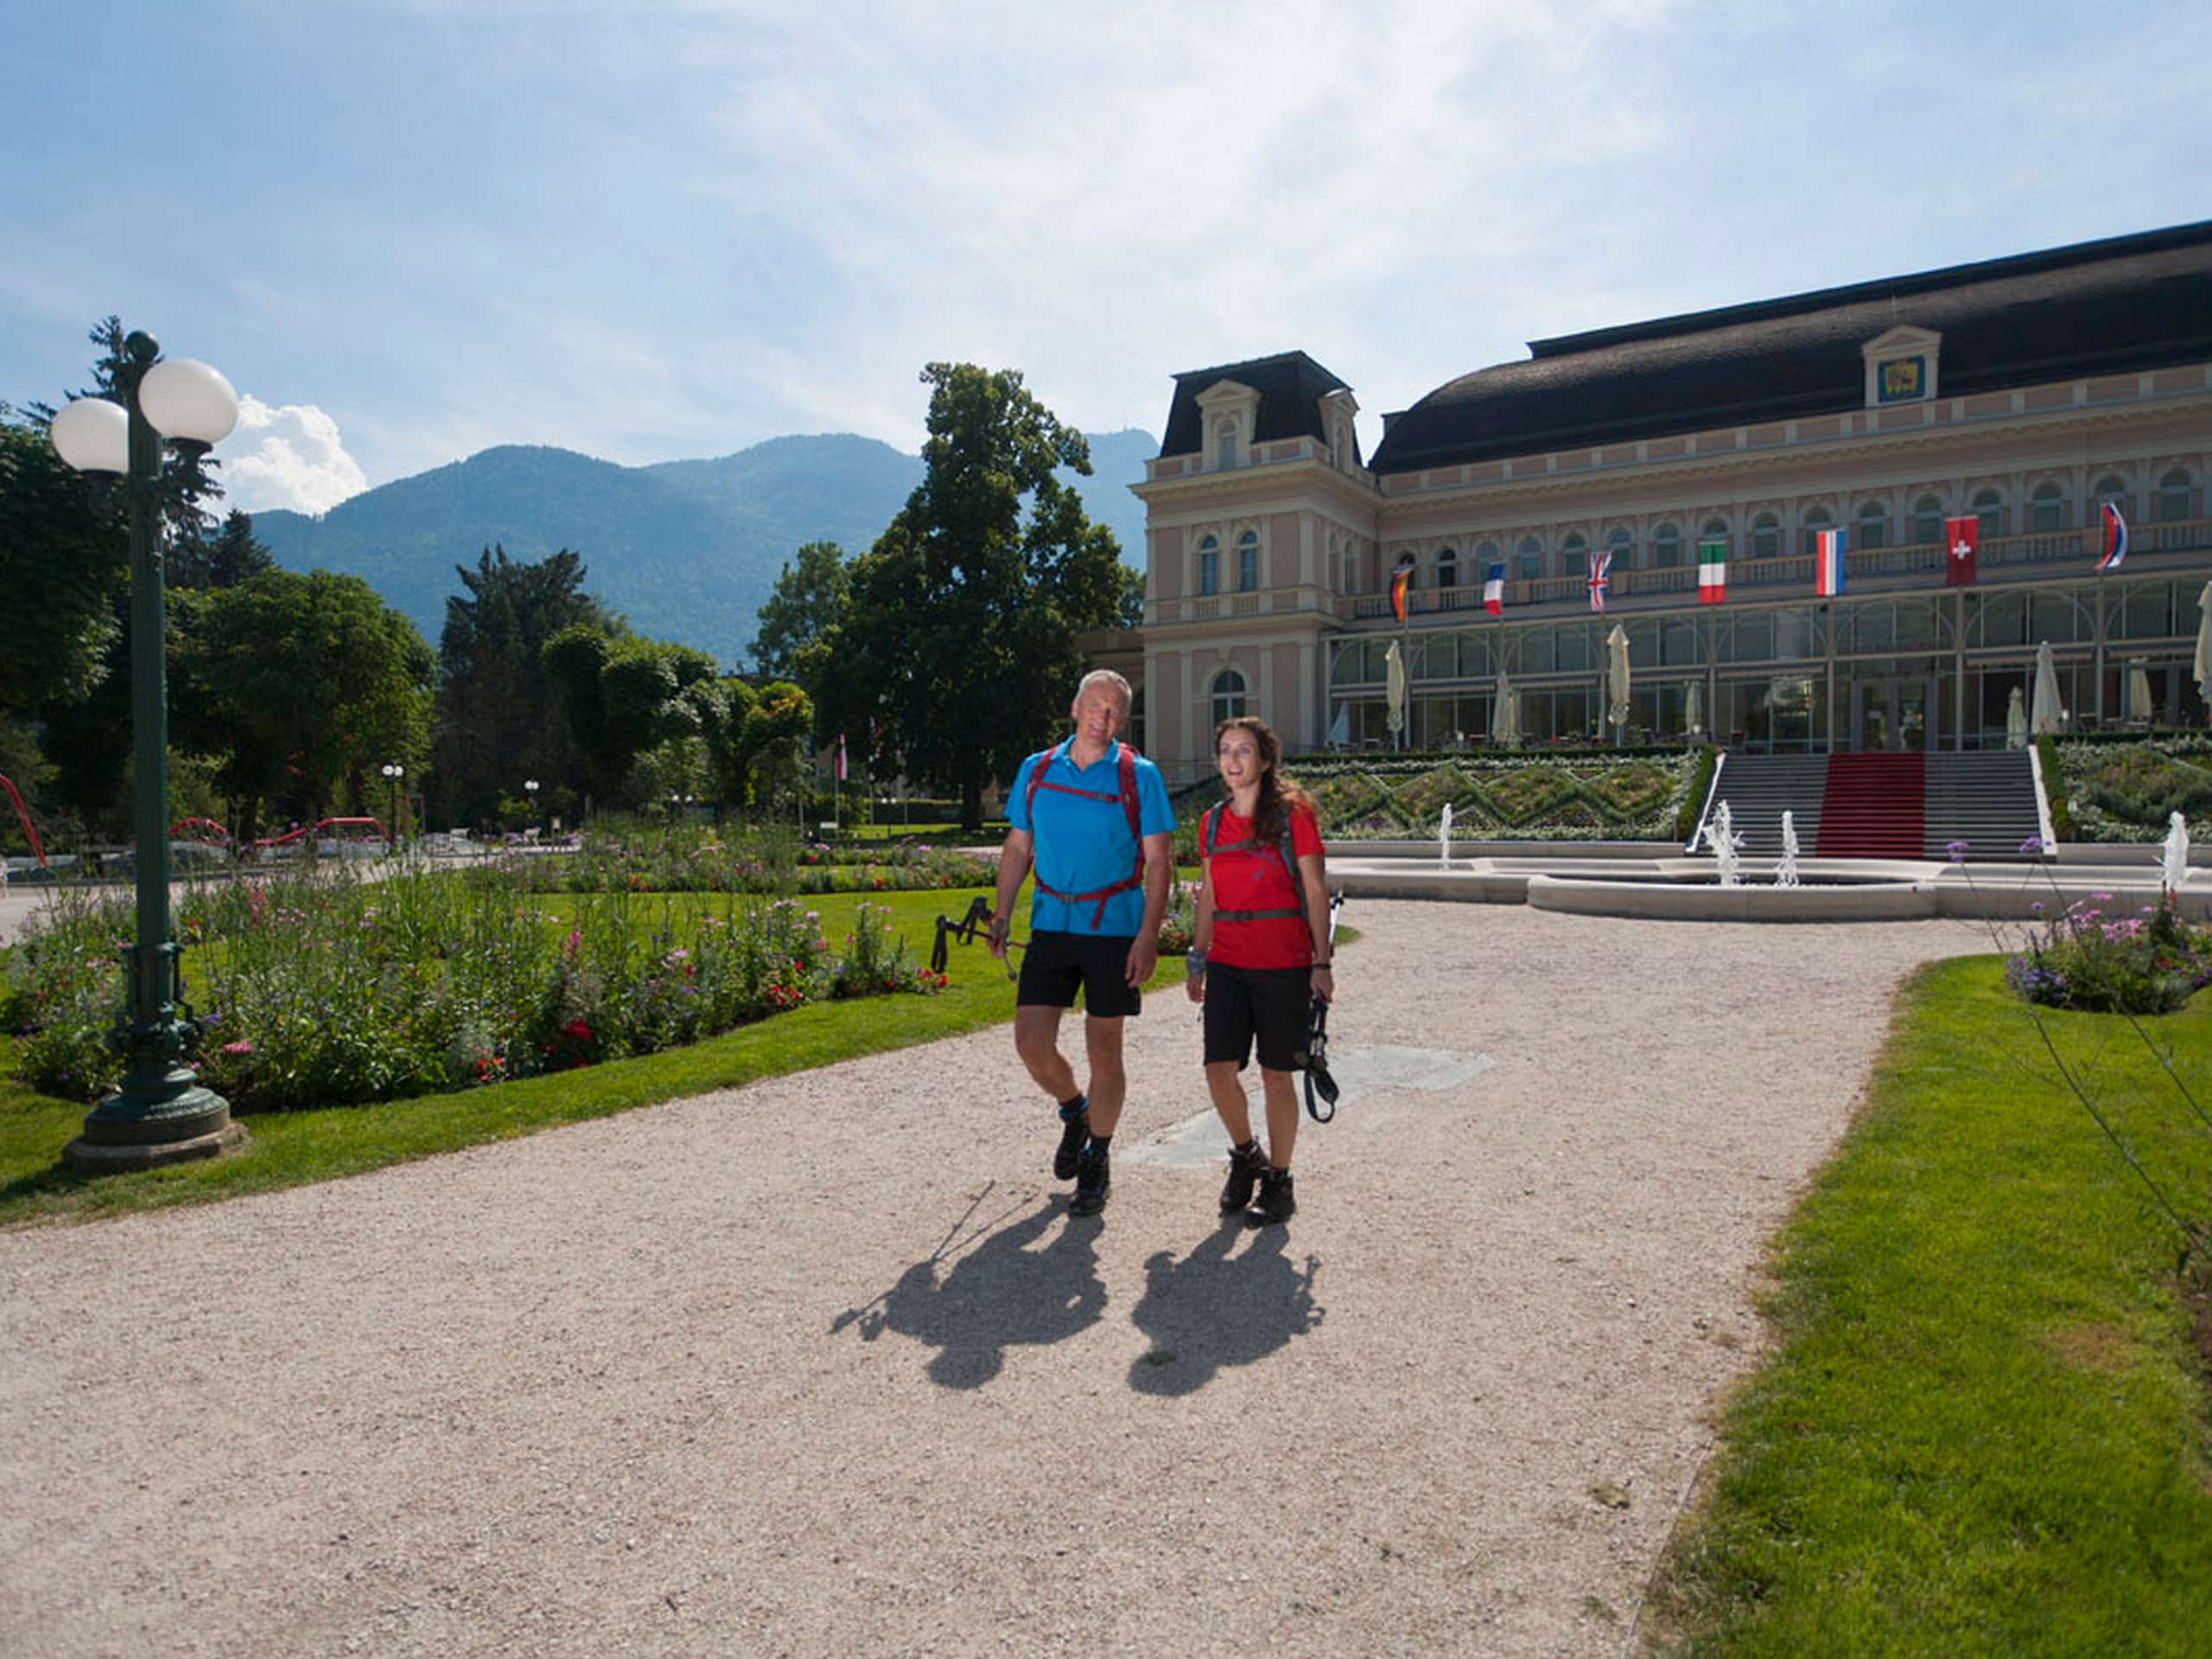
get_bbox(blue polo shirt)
[1008,740,1176,937]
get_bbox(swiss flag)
[1943,516,1978,587]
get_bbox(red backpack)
[1200,800,1306,924]
[1022,739,1144,927]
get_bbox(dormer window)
[1194,378,1262,474]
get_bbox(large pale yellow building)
[1133,221,2212,786]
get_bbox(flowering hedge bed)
[487,823,992,894]
[2002,891,2212,1015]
[1179,749,1701,842]
[1,870,943,1112]
[2050,736,2212,842]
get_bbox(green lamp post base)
[63,1077,248,1173]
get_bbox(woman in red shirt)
[1185,715,1332,1226]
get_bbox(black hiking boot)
[1219,1139,1268,1215]
[1052,1098,1089,1181]
[1069,1143,1110,1216]
[1245,1166,1296,1228]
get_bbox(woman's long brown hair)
[1214,715,1313,846]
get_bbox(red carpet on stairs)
[1815,753,1926,857]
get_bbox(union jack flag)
[1586,547,1612,613]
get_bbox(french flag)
[1483,561,1505,616]
[2099,501,2129,571]
[1814,528,1847,598]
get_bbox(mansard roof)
[1368,219,2212,476]
[1157,350,1355,460]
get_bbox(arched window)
[1236,529,1259,592]
[2093,474,2130,512]
[1516,536,1542,582]
[1911,495,1943,545]
[1972,486,2005,537]
[1197,534,1220,596]
[1210,667,1248,726]
[2158,468,2195,523]
[1476,540,1500,582]
[1751,512,1780,559]
[1652,523,1681,568]
[1561,531,1588,582]
[1701,516,1729,539]
[1606,526,1635,572]
[1435,547,1459,590]
[1855,500,1888,550]
[1801,504,1834,556]
[2029,481,2067,534]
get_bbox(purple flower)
[1947,840,1971,864]
[2020,836,2044,855]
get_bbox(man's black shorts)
[1203,960,1312,1072]
[1017,930,1142,1018]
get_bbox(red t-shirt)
[1204,801,1325,969]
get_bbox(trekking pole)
[1296,894,1344,1122]
[930,893,1022,982]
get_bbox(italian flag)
[1697,539,1726,604]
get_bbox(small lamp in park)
[49,333,248,1170]
[524,778,539,833]
[380,762,405,854]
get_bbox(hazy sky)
[4,0,2207,517]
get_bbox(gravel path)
[0,902,1990,1656]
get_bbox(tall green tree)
[431,546,612,827]
[751,540,849,687]
[542,627,717,809]
[181,569,433,833]
[170,508,274,590]
[0,407,124,718]
[816,363,1129,830]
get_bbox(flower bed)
[2,872,942,1113]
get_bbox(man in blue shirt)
[990,670,1176,1216]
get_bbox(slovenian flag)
[1697,539,1726,605]
[1389,563,1413,623]
[1814,528,1847,597]
[1586,546,1611,613]
[1483,561,1505,616]
[2099,501,2128,571]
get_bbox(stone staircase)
[1693,750,2044,861]
[1695,755,1828,856]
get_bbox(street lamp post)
[49,332,246,1170]
[381,762,405,854]
[524,778,539,836]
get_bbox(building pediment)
[1862,326,1942,407]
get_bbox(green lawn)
[1647,958,2212,1656]
[0,885,1146,1228]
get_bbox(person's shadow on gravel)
[1126,1220,1323,1396]
[831,1194,1105,1388]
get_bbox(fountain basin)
[1525,871,1935,922]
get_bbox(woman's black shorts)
[1202,960,1312,1071]
[1017,929,1143,1018]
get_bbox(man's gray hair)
[1076,668,1133,709]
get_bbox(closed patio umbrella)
[1605,624,1630,738]
[2128,661,2155,724]
[2005,685,2027,748]
[2031,641,2063,734]
[1491,668,1517,746]
[2194,580,2212,716]
[1685,680,1703,739]
[1385,639,1406,744]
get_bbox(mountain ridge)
[250,428,1156,667]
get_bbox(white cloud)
[219,396,371,517]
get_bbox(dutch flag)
[2099,501,2129,571]
[1814,528,1847,598]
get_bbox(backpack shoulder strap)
[1020,740,1068,826]
[1116,743,1141,842]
